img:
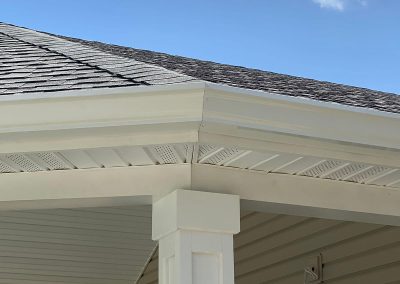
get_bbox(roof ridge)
[0,23,198,85]
[0,29,147,86]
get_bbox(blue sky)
[1,0,399,94]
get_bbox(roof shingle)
[1,22,399,114]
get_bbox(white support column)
[152,189,240,284]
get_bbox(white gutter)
[0,82,207,102]
[205,82,400,120]
[0,81,399,154]
[1,81,399,119]
[202,82,400,151]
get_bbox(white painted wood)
[192,164,400,226]
[0,164,190,210]
[153,190,240,284]
[1,159,400,226]
[0,86,205,134]
[60,149,99,168]
[1,82,399,165]
[86,148,128,167]
[0,123,200,154]
[116,146,155,166]
[152,190,240,240]
[0,85,204,153]
[202,84,400,150]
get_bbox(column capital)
[152,189,240,240]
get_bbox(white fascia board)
[0,83,206,153]
[202,83,400,151]
[0,83,206,133]
[1,81,399,162]
[192,164,400,226]
[0,123,200,154]
[0,164,191,211]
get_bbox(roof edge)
[205,82,400,120]
[1,80,399,120]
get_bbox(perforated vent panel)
[324,163,369,181]
[34,152,71,170]
[5,154,43,172]
[198,145,218,160]
[368,170,400,186]
[301,160,346,178]
[201,147,240,165]
[346,166,389,183]
[151,145,178,164]
[0,159,16,173]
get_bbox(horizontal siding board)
[236,241,400,283]
[235,254,309,283]
[235,221,381,277]
[0,232,155,249]
[0,211,151,226]
[0,216,151,233]
[322,226,400,263]
[0,206,155,284]
[0,246,151,261]
[324,243,400,281]
[0,257,142,273]
[28,208,152,220]
[0,250,152,266]
[77,206,152,216]
[235,227,398,283]
[235,215,308,248]
[326,261,400,284]
[0,266,137,280]
[0,272,129,284]
[265,271,303,284]
[235,218,340,262]
[0,223,151,240]
[0,239,154,254]
[239,212,278,232]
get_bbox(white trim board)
[0,82,399,155]
[0,164,191,210]
[191,164,400,226]
[1,163,400,226]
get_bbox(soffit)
[1,143,399,189]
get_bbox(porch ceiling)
[0,205,155,284]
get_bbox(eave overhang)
[0,82,399,225]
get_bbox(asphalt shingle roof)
[1,22,399,114]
